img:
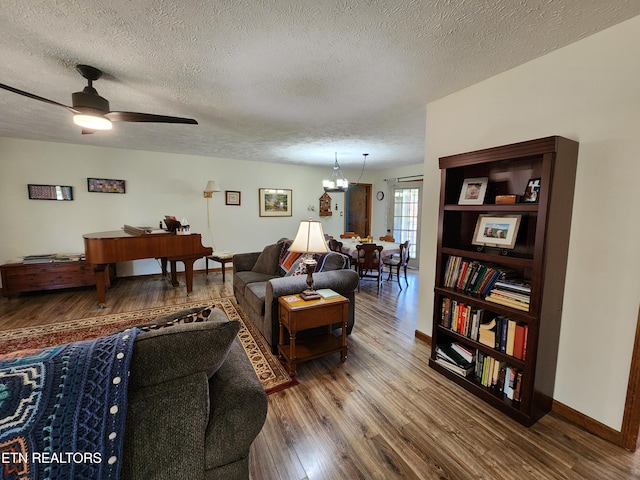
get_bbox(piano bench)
[205,253,234,282]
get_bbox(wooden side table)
[204,253,234,282]
[277,293,349,376]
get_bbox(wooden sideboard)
[1,260,114,298]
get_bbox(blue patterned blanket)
[0,328,140,480]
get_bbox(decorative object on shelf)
[472,214,521,249]
[319,192,332,216]
[495,194,519,204]
[28,184,73,201]
[376,191,384,201]
[523,177,541,203]
[203,180,221,198]
[287,219,330,300]
[87,177,125,194]
[259,188,292,217]
[203,181,221,248]
[225,190,241,206]
[323,152,350,192]
[458,177,489,205]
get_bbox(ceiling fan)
[0,64,198,134]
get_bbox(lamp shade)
[288,220,329,254]
[204,180,221,193]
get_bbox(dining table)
[339,238,401,263]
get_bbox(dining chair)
[355,243,384,294]
[340,232,357,239]
[379,234,396,242]
[383,240,410,289]
[328,238,343,253]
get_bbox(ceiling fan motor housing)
[72,87,109,114]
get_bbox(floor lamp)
[203,180,221,249]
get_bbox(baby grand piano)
[83,229,212,307]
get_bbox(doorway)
[387,181,422,268]
[346,184,372,237]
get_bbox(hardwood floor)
[1,267,639,478]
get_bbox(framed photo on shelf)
[259,188,292,217]
[225,190,241,206]
[87,178,126,194]
[472,214,521,249]
[523,177,541,203]
[28,184,73,201]
[458,177,489,205]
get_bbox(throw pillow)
[316,252,350,271]
[136,305,220,331]
[128,320,240,390]
[252,242,283,275]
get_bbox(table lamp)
[288,219,329,300]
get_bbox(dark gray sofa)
[233,241,360,352]
[121,306,268,480]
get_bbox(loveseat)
[233,240,360,352]
[121,306,268,480]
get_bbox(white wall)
[0,138,356,276]
[418,15,640,430]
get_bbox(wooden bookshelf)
[430,136,578,426]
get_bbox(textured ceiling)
[1,1,639,169]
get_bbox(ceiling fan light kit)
[0,64,197,133]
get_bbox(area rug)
[0,297,297,395]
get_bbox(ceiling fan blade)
[105,111,198,124]
[0,82,78,113]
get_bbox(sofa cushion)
[252,242,283,275]
[244,281,268,315]
[129,320,240,390]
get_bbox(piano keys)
[83,230,212,307]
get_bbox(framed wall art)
[87,178,126,194]
[28,184,73,201]
[472,214,521,249]
[259,188,292,217]
[458,177,489,205]
[225,190,241,206]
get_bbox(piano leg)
[182,258,197,296]
[170,260,179,287]
[93,265,108,308]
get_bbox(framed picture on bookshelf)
[472,214,521,249]
[259,188,292,217]
[225,190,241,206]
[523,177,541,203]
[458,177,489,205]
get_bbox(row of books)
[440,298,528,360]
[22,253,84,264]
[485,279,531,311]
[475,352,523,401]
[442,255,514,296]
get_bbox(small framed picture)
[259,188,292,217]
[225,190,241,206]
[28,184,73,201]
[458,177,489,205]
[472,214,521,249]
[523,178,541,203]
[87,178,126,194]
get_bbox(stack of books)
[485,280,531,311]
[434,342,475,377]
[22,254,56,264]
[442,255,514,296]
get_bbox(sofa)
[121,305,268,480]
[233,240,360,352]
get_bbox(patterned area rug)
[0,297,297,395]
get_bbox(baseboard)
[551,400,626,449]
[414,329,431,346]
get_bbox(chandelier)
[322,153,349,192]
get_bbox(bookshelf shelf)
[430,136,579,426]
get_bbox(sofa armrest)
[205,339,268,471]
[232,252,261,273]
